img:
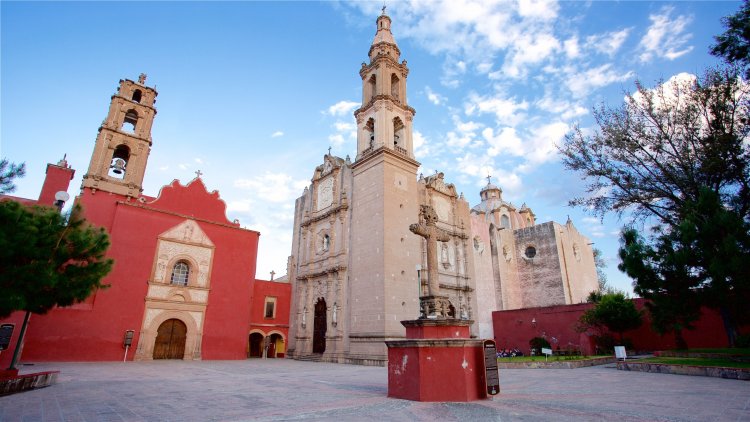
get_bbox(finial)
[57,153,68,168]
[486,174,492,185]
[382,3,387,15]
[195,170,203,178]
[328,146,332,156]
[270,270,276,281]
[138,73,147,84]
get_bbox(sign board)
[483,340,500,396]
[615,346,627,360]
[0,324,14,351]
[541,348,553,356]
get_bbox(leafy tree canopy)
[0,201,113,318]
[0,159,26,195]
[560,67,750,226]
[578,292,643,342]
[711,0,750,79]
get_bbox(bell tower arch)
[81,73,158,198]
[354,12,415,160]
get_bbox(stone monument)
[385,208,498,402]
[409,205,452,319]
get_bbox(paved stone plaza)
[1,359,748,421]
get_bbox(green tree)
[619,189,750,347]
[560,67,750,346]
[578,292,643,344]
[0,159,26,194]
[618,228,703,350]
[560,67,750,225]
[711,0,750,79]
[0,201,113,368]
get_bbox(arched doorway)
[313,298,327,354]
[153,319,187,359]
[248,332,264,358]
[267,333,283,358]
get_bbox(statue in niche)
[441,243,450,269]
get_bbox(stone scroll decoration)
[409,205,453,319]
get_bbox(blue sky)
[1,1,741,292]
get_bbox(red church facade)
[1,76,290,366]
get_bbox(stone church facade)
[286,12,598,365]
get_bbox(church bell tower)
[81,74,157,198]
[348,9,422,360]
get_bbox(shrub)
[529,337,551,355]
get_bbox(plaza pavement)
[0,359,748,421]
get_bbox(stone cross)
[195,170,203,178]
[270,270,275,281]
[138,73,147,84]
[409,205,450,297]
[486,174,492,184]
[328,146,332,155]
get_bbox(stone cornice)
[296,265,348,280]
[300,203,348,228]
[352,145,420,170]
[353,95,415,118]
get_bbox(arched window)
[368,74,377,101]
[132,89,142,103]
[108,145,130,179]
[365,118,375,148]
[391,74,400,101]
[500,214,510,229]
[170,261,190,286]
[122,109,138,133]
[393,117,404,149]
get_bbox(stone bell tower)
[347,9,422,361]
[81,74,157,198]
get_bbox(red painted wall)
[0,171,262,363]
[492,299,745,355]
[248,279,291,356]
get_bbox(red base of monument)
[386,319,488,402]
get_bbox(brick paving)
[0,359,748,421]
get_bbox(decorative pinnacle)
[195,170,203,178]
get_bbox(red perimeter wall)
[492,299,742,355]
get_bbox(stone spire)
[369,8,400,61]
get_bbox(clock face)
[317,177,334,210]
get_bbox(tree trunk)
[674,329,688,350]
[719,306,737,347]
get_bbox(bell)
[111,158,126,174]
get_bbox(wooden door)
[312,298,327,354]
[153,319,187,359]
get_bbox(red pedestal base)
[386,319,488,402]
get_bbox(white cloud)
[563,36,580,59]
[483,126,523,157]
[413,130,430,159]
[271,131,284,138]
[586,28,631,57]
[528,121,568,163]
[518,0,559,20]
[638,7,693,63]
[178,163,189,170]
[234,172,308,203]
[566,64,634,98]
[194,158,203,164]
[465,92,529,126]
[326,100,359,116]
[425,86,446,105]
